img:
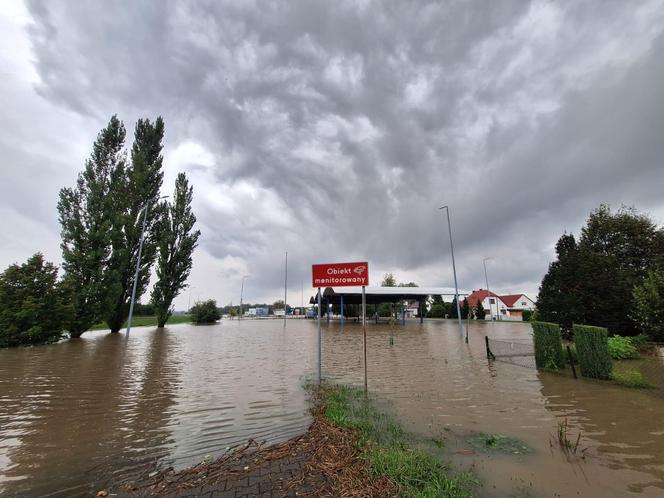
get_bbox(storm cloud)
[2,0,664,308]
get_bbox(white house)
[464,289,535,321]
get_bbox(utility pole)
[127,195,168,336]
[483,258,493,321]
[284,251,288,325]
[240,275,248,320]
[439,205,465,342]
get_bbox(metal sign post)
[312,262,370,390]
[362,285,367,394]
[317,287,322,384]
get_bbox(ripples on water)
[1,319,664,497]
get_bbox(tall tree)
[538,205,664,335]
[58,116,126,337]
[105,118,165,333]
[474,301,485,320]
[537,233,583,333]
[461,298,470,319]
[0,254,70,347]
[151,173,201,327]
[449,297,459,319]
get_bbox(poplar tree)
[58,116,126,337]
[151,173,201,327]
[105,117,165,332]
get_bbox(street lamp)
[127,195,169,336]
[439,205,465,341]
[240,275,248,320]
[483,257,493,321]
[187,285,195,312]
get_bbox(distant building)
[245,307,269,317]
[498,294,536,320]
[464,289,535,321]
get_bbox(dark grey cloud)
[2,0,664,307]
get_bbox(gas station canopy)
[310,286,469,305]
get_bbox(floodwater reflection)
[1,319,663,496]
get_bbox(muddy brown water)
[1,320,663,497]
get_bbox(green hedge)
[574,324,612,379]
[532,322,565,369]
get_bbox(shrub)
[0,254,70,347]
[630,333,649,348]
[611,370,654,389]
[190,299,221,324]
[631,269,664,341]
[532,322,565,369]
[607,335,638,359]
[574,324,612,379]
[522,309,534,322]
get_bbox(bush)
[190,299,221,324]
[630,333,649,348]
[607,335,638,359]
[611,370,654,389]
[574,324,612,379]
[522,309,534,322]
[0,254,70,347]
[631,269,664,341]
[532,322,565,369]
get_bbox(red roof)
[500,294,523,307]
[464,289,501,308]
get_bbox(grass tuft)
[321,384,476,497]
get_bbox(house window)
[489,298,495,304]
[521,301,527,305]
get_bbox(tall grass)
[322,384,477,498]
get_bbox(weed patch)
[467,432,532,455]
[321,384,477,498]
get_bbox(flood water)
[1,319,664,497]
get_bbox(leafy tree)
[398,282,418,287]
[191,299,221,324]
[537,233,583,333]
[431,294,443,306]
[631,269,664,341]
[428,303,445,318]
[461,298,470,319]
[105,117,165,333]
[0,254,70,347]
[474,301,485,320]
[272,299,285,309]
[381,273,397,287]
[58,116,126,337]
[538,205,664,335]
[449,297,459,319]
[151,173,201,327]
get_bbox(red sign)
[312,262,369,287]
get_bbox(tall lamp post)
[483,257,493,321]
[127,195,169,336]
[240,275,248,320]
[439,205,465,341]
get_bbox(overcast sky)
[2,1,664,310]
